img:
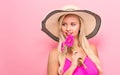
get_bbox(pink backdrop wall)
[0,0,120,75]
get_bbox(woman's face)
[61,14,80,38]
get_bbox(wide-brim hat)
[41,6,101,42]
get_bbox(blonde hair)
[57,14,103,74]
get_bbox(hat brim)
[41,10,101,42]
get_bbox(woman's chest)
[63,56,98,75]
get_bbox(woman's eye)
[62,23,67,26]
[71,23,76,26]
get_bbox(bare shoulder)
[90,44,99,57]
[48,48,59,62]
[47,48,59,75]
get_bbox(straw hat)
[41,5,101,41]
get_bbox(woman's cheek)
[61,30,66,37]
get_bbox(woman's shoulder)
[47,48,59,74]
[48,48,59,62]
[49,48,58,56]
[90,44,99,57]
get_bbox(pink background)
[0,0,120,75]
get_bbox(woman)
[42,6,103,75]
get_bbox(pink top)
[63,56,98,75]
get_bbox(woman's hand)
[71,51,82,67]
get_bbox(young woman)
[42,6,103,75]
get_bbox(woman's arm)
[47,49,59,75]
[90,44,103,75]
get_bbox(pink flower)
[65,35,74,47]
[61,35,74,52]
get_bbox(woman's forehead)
[63,14,81,23]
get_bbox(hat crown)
[65,8,75,11]
[61,5,79,11]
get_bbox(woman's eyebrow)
[71,22,77,24]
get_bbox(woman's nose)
[66,26,70,31]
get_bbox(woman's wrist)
[71,62,77,69]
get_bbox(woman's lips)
[66,32,73,36]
